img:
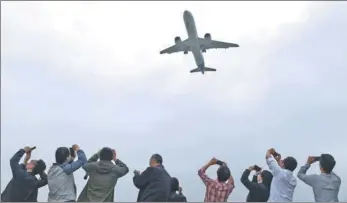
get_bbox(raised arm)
[198,158,216,186]
[63,149,88,174]
[133,167,154,189]
[36,172,48,188]
[266,149,282,176]
[297,157,320,186]
[241,168,258,190]
[112,159,129,178]
[82,151,99,173]
[10,148,27,177]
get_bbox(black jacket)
[168,191,187,202]
[1,149,47,202]
[240,169,270,202]
[133,165,171,202]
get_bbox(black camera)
[69,147,75,157]
[216,160,224,166]
[272,151,281,158]
[313,156,321,162]
[253,165,262,172]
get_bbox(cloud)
[1,1,346,201]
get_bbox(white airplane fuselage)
[183,11,206,73]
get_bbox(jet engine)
[204,33,211,41]
[175,36,182,44]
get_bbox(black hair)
[171,177,179,192]
[55,147,70,164]
[261,170,273,189]
[100,147,113,161]
[217,165,230,182]
[320,154,336,174]
[151,154,163,164]
[283,156,297,172]
[33,159,46,175]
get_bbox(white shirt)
[266,156,297,202]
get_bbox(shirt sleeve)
[62,150,88,174]
[133,167,153,189]
[198,169,213,187]
[241,169,259,191]
[111,159,129,178]
[266,156,282,176]
[297,164,319,186]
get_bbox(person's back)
[169,191,187,202]
[48,145,87,202]
[312,172,341,202]
[266,149,297,202]
[297,154,341,202]
[269,168,297,202]
[78,148,129,202]
[241,166,273,202]
[133,154,171,202]
[198,158,234,202]
[84,161,122,201]
[168,177,187,202]
[143,166,171,201]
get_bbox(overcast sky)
[1,1,346,202]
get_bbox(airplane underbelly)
[191,41,204,65]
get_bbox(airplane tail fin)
[190,67,217,73]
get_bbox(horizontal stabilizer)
[204,67,216,72]
[190,67,217,73]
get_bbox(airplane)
[160,10,239,74]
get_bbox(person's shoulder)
[331,172,342,182]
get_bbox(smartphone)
[69,147,75,157]
[313,156,321,162]
[216,160,224,166]
[253,165,262,172]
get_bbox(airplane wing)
[198,38,239,50]
[160,39,190,54]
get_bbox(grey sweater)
[297,164,341,202]
[47,150,87,202]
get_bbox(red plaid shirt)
[198,169,234,202]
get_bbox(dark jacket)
[77,152,129,202]
[133,165,171,202]
[1,149,47,202]
[240,169,270,202]
[168,191,187,202]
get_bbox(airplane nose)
[183,10,190,18]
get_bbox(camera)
[313,156,321,162]
[253,165,262,172]
[272,151,281,158]
[216,160,224,166]
[69,147,75,157]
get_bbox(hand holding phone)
[216,160,224,166]
[253,165,262,172]
[313,156,320,162]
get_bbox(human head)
[149,154,163,167]
[259,170,273,189]
[217,165,230,182]
[282,156,297,172]
[319,154,336,174]
[27,159,46,175]
[55,147,70,164]
[171,177,179,192]
[100,147,113,161]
